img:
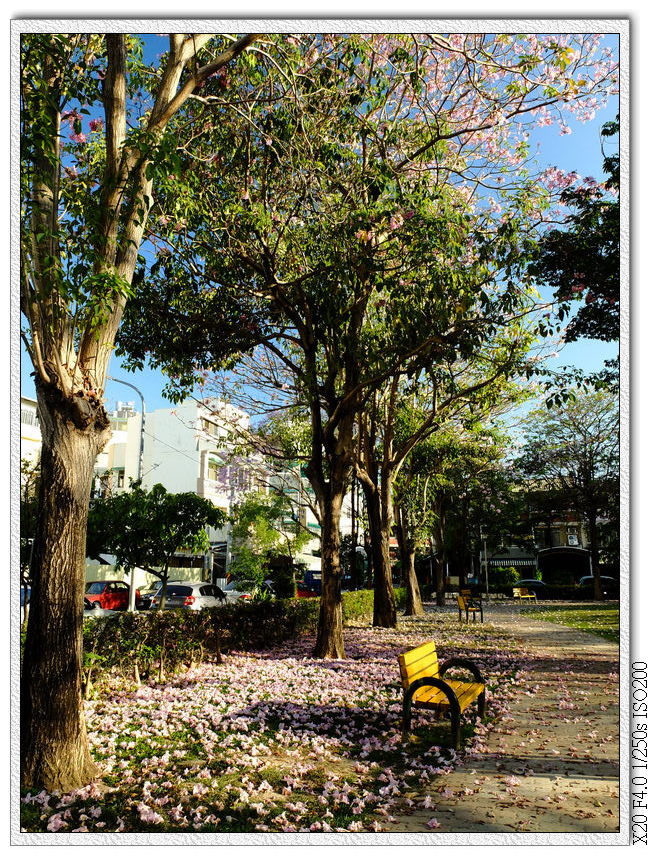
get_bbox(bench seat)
[398,640,486,749]
[513,586,537,602]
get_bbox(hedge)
[81,590,395,691]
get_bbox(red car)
[296,581,319,598]
[85,580,141,610]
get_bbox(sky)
[17,29,621,415]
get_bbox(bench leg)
[450,704,461,750]
[402,698,412,744]
[478,690,486,719]
[480,607,484,623]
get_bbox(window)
[201,418,220,438]
[21,409,39,427]
[116,470,125,489]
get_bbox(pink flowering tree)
[118,32,617,658]
[20,32,260,793]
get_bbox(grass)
[519,603,620,643]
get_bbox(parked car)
[83,597,119,618]
[512,579,550,599]
[150,581,227,610]
[296,580,319,598]
[578,576,619,598]
[138,580,163,610]
[222,587,252,603]
[85,580,141,611]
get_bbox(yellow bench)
[513,586,537,603]
[398,640,486,749]
[457,593,484,623]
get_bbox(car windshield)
[85,582,106,593]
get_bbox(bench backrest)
[512,586,522,597]
[398,641,439,691]
[460,589,472,599]
[457,595,467,611]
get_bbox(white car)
[150,581,228,611]
[221,586,252,603]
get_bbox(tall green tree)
[229,489,313,597]
[118,33,618,657]
[86,482,226,610]
[532,117,619,344]
[515,390,619,599]
[20,31,259,792]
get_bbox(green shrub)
[341,589,374,623]
[81,587,426,689]
[489,567,520,590]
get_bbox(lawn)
[518,603,620,643]
[21,610,528,834]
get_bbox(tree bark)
[395,505,424,616]
[432,506,447,606]
[314,493,346,659]
[361,478,397,628]
[21,383,111,791]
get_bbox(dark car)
[85,580,141,610]
[296,580,319,598]
[578,576,619,598]
[512,579,549,599]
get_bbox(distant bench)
[398,640,486,750]
[513,586,537,603]
[457,593,484,623]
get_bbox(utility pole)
[107,376,146,612]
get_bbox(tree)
[532,117,620,344]
[229,488,313,597]
[86,482,226,610]
[20,32,259,792]
[394,413,521,606]
[117,33,618,657]
[20,459,40,625]
[515,390,619,599]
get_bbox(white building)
[20,393,360,585]
[20,396,41,469]
[92,402,143,497]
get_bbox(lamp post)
[107,376,146,612]
[480,526,490,604]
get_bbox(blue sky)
[19,31,621,414]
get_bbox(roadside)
[383,603,621,836]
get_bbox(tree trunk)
[314,494,346,659]
[362,480,397,628]
[587,510,604,601]
[21,385,110,792]
[432,508,446,606]
[395,506,423,617]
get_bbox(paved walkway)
[384,604,621,837]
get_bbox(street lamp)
[106,376,146,612]
[480,526,490,604]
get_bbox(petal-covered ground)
[20,603,618,836]
[383,605,620,835]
